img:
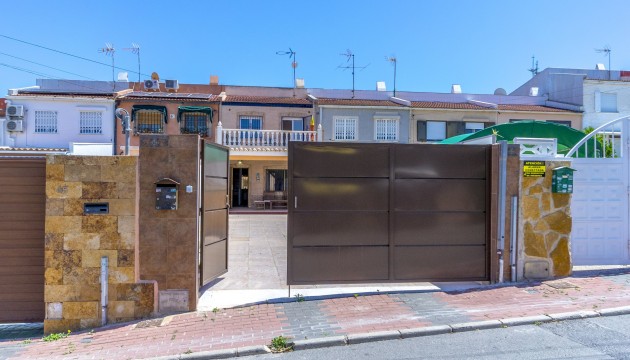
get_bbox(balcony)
[216,122,321,157]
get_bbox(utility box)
[155,178,180,210]
[551,167,576,194]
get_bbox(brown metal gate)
[288,143,498,285]
[200,141,230,286]
[0,157,46,322]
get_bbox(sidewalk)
[2,267,630,360]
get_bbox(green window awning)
[177,106,213,123]
[131,105,168,123]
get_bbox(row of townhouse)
[3,67,626,209]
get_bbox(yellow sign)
[523,161,546,177]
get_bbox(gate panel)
[201,142,229,286]
[0,158,45,323]
[288,142,495,285]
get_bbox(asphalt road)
[255,314,630,359]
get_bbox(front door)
[201,140,229,287]
[231,168,249,207]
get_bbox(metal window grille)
[375,119,398,141]
[180,112,209,135]
[79,111,103,134]
[135,110,164,134]
[334,117,356,140]
[34,111,58,133]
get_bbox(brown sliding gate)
[287,142,498,285]
[0,157,46,322]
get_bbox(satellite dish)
[151,72,160,80]
[494,88,507,95]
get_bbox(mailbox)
[551,167,576,194]
[155,178,180,210]
[84,203,109,214]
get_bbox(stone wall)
[520,160,573,280]
[44,155,155,334]
[138,135,200,312]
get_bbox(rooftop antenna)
[528,55,539,77]
[386,55,397,96]
[595,45,612,79]
[276,47,297,96]
[338,49,368,98]
[98,43,115,90]
[123,43,141,83]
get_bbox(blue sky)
[1,1,629,96]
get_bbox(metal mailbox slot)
[155,178,180,210]
[551,166,576,194]
[84,203,109,215]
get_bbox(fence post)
[317,124,323,142]
[215,121,223,145]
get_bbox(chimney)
[117,72,129,82]
[451,84,462,94]
[209,75,219,85]
[529,87,539,96]
[376,81,386,91]
[295,78,305,88]
[596,63,606,70]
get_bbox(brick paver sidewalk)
[3,270,630,359]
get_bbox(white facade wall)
[582,80,630,129]
[4,96,116,151]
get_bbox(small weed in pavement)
[270,335,292,353]
[294,293,305,302]
[22,339,31,344]
[212,307,220,313]
[534,321,543,326]
[354,294,359,299]
[43,330,71,342]
[184,349,193,354]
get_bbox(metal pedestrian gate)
[287,142,499,284]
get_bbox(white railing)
[216,122,322,147]
[566,116,629,158]
[513,137,558,159]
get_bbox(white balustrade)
[220,129,319,147]
[513,137,558,159]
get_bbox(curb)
[150,305,630,359]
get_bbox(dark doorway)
[232,168,249,207]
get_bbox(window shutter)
[447,121,465,137]
[416,121,427,141]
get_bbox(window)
[509,119,533,123]
[282,117,304,131]
[266,169,287,192]
[239,116,262,130]
[546,120,572,127]
[135,110,165,134]
[426,121,446,141]
[601,93,617,112]
[464,122,484,134]
[374,118,399,141]
[180,112,209,135]
[333,116,357,140]
[34,111,58,133]
[79,111,103,134]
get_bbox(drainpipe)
[497,140,508,283]
[100,256,109,326]
[112,99,118,155]
[510,195,518,282]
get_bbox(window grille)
[333,117,357,140]
[180,112,209,135]
[375,118,398,141]
[79,111,103,134]
[135,110,164,134]
[34,110,58,133]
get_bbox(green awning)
[177,106,213,123]
[131,105,168,123]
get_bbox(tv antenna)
[338,49,368,98]
[595,45,611,79]
[123,43,141,83]
[98,43,115,89]
[528,55,539,77]
[386,55,397,96]
[276,47,297,96]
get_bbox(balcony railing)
[216,122,321,148]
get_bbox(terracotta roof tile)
[317,98,404,107]
[223,95,311,105]
[498,105,572,112]
[121,92,219,102]
[0,98,5,117]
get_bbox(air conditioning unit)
[165,79,179,90]
[7,105,24,117]
[6,120,24,132]
[143,79,159,90]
